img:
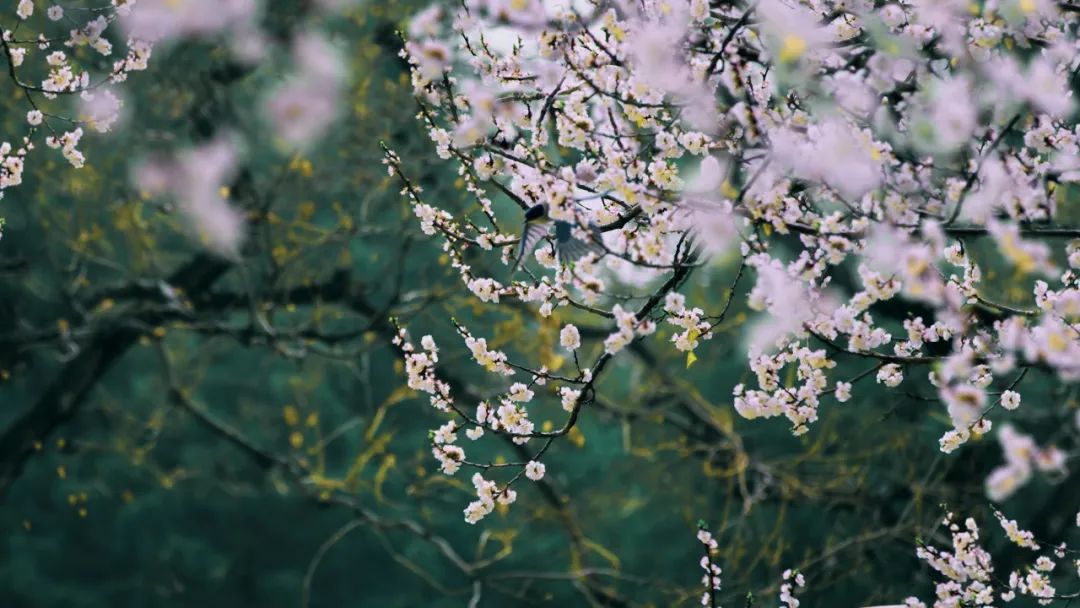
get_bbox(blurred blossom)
[926,77,977,152]
[627,18,691,94]
[985,463,1030,502]
[680,157,736,256]
[863,224,946,305]
[756,0,834,64]
[530,59,565,92]
[957,158,1009,223]
[404,40,451,83]
[292,31,346,86]
[825,73,876,118]
[1034,445,1066,475]
[1024,56,1073,118]
[264,81,339,149]
[910,0,967,31]
[941,384,986,430]
[1000,425,1036,472]
[78,88,124,134]
[1053,150,1080,182]
[988,219,1055,275]
[1015,0,1060,22]
[685,203,735,258]
[986,424,1065,501]
[866,54,915,91]
[879,4,906,27]
[468,0,548,27]
[122,0,257,43]
[746,257,814,353]
[229,27,269,64]
[408,5,443,39]
[687,156,725,197]
[264,33,346,150]
[988,55,1075,118]
[770,119,884,201]
[134,138,245,258]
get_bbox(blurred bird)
[510,203,605,274]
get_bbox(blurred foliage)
[0,2,1078,607]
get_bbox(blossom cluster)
[395,0,1080,528]
[2,0,151,201]
[392,326,556,524]
[694,522,806,607]
[695,524,722,607]
[908,509,1080,606]
[914,513,996,606]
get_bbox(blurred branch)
[0,253,231,497]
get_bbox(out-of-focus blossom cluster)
[392,0,1080,524]
[263,32,347,150]
[985,423,1066,502]
[3,1,356,256]
[133,137,246,257]
[120,0,256,46]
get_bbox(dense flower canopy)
[393,0,1080,604]
[5,0,1080,606]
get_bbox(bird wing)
[554,221,605,264]
[510,222,551,274]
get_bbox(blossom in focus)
[560,324,580,351]
[876,364,903,388]
[1000,390,1021,410]
[835,382,851,402]
[524,460,546,481]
